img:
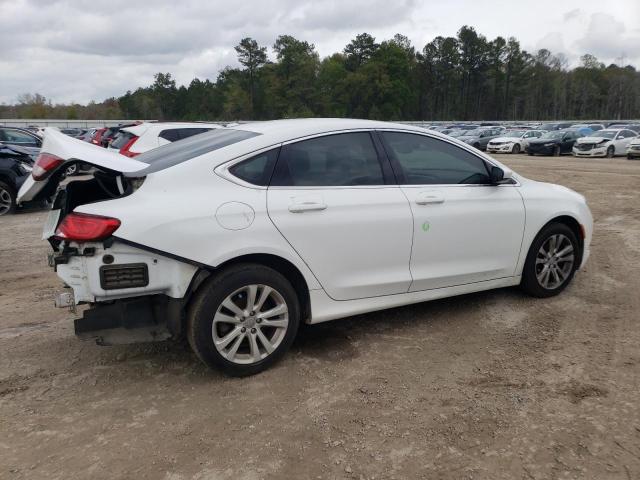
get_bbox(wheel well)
[545,215,584,263]
[0,173,15,190]
[190,254,312,324]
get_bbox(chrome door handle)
[415,195,445,205]
[288,202,328,213]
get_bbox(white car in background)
[18,119,592,376]
[573,129,637,158]
[486,130,546,154]
[109,122,222,157]
[627,137,640,160]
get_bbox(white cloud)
[1,0,638,104]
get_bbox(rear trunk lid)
[17,128,148,204]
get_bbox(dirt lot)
[1,154,639,480]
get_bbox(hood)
[576,136,610,144]
[17,127,148,204]
[528,138,559,145]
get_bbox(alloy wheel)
[535,234,575,289]
[0,187,13,215]
[212,284,289,364]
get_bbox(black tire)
[187,264,300,376]
[521,222,579,298]
[606,146,615,158]
[512,143,521,154]
[528,151,534,156]
[0,181,17,216]
[553,146,561,157]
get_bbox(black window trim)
[267,129,396,189]
[215,144,283,189]
[374,128,519,187]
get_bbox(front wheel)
[553,146,561,157]
[606,146,615,158]
[187,264,300,376]
[521,223,579,298]
[0,181,16,216]
[512,143,521,154]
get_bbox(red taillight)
[119,135,140,157]
[55,213,121,241]
[32,153,64,181]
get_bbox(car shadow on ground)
[53,286,526,380]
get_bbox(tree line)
[3,26,639,122]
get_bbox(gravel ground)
[1,154,639,480]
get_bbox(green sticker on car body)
[422,221,430,232]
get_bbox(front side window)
[271,132,384,187]
[381,132,491,185]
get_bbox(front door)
[267,131,414,301]
[379,130,526,291]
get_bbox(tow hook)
[54,290,76,314]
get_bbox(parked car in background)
[573,129,637,158]
[18,120,592,376]
[79,128,97,142]
[99,123,142,148]
[539,122,573,131]
[486,130,546,154]
[608,123,640,134]
[107,122,221,157]
[0,144,35,215]
[527,129,585,156]
[627,138,640,159]
[570,123,605,132]
[0,126,42,159]
[90,128,107,146]
[457,127,503,150]
[60,128,87,139]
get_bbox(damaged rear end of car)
[19,128,201,346]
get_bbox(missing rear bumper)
[74,295,183,345]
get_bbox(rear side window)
[229,149,279,186]
[132,128,260,175]
[271,132,384,187]
[381,132,490,185]
[111,131,136,149]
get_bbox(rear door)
[267,131,413,300]
[379,130,525,291]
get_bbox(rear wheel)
[0,181,16,216]
[512,143,521,154]
[606,146,615,158]
[187,264,300,376]
[521,223,579,298]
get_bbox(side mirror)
[489,165,514,185]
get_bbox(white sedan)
[486,130,546,154]
[573,129,638,158]
[19,120,593,376]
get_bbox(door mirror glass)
[489,166,504,184]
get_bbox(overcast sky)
[1,0,639,105]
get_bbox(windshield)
[587,130,615,139]
[459,130,480,137]
[541,131,564,139]
[132,128,261,175]
[448,130,466,137]
[503,131,525,138]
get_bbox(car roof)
[229,118,429,143]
